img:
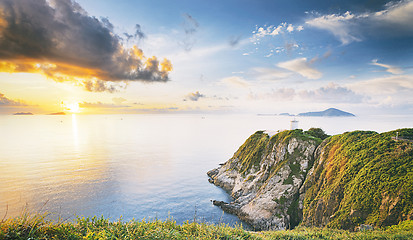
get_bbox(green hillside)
[302,129,413,230]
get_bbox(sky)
[0,0,413,115]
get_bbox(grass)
[260,224,413,240]
[1,213,413,240]
[0,212,256,240]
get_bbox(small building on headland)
[391,132,413,142]
[290,119,298,130]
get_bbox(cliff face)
[207,130,320,230]
[301,129,413,230]
[208,128,413,231]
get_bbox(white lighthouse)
[290,119,298,130]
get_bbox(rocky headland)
[208,128,413,231]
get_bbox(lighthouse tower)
[290,119,298,130]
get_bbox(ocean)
[0,114,412,226]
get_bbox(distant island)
[258,109,355,117]
[298,108,355,117]
[279,113,294,116]
[48,112,66,115]
[13,112,33,115]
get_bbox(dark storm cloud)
[0,0,172,91]
[100,17,114,31]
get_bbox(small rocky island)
[13,112,33,115]
[208,128,413,231]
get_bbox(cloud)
[123,24,145,42]
[370,59,403,74]
[247,83,363,103]
[350,74,413,94]
[220,76,250,88]
[250,22,304,49]
[348,74,413,107]
[100,17,114,31]
[249,88,296,101]
[309,50,333,64]
[375,0,413,31]
[299,83,365,103]
[184,91,205,101]
[0,92,27,106]
[82,79,122,93]
[252,67,292,81]
[0,0,172,92]
[181,13,199,51]
[252,22,304,39]
[284,42,300,54]
[277,58,322,79]
[78,101,186,114]
[79,101,130,109]
[306,11,362,45]
[125,106,179,113]
[112,97,127,105]
[229,35,242,47]
[306,1,413,44]
[133,24,145,40]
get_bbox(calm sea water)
[0,114,412,225]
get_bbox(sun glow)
[65,102,80,113]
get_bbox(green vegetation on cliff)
[303,128,413,230]
[233,131,270,175]
[233,129,324,176]
[304,128,330,140]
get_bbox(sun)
[65,102,80,113]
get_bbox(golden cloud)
[0,0,173,92]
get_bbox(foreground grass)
[260,225,413,240]
[0,214,255,240]
[1,214,413,240]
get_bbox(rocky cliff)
[208,128,413,231]
[207,129,320,230]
